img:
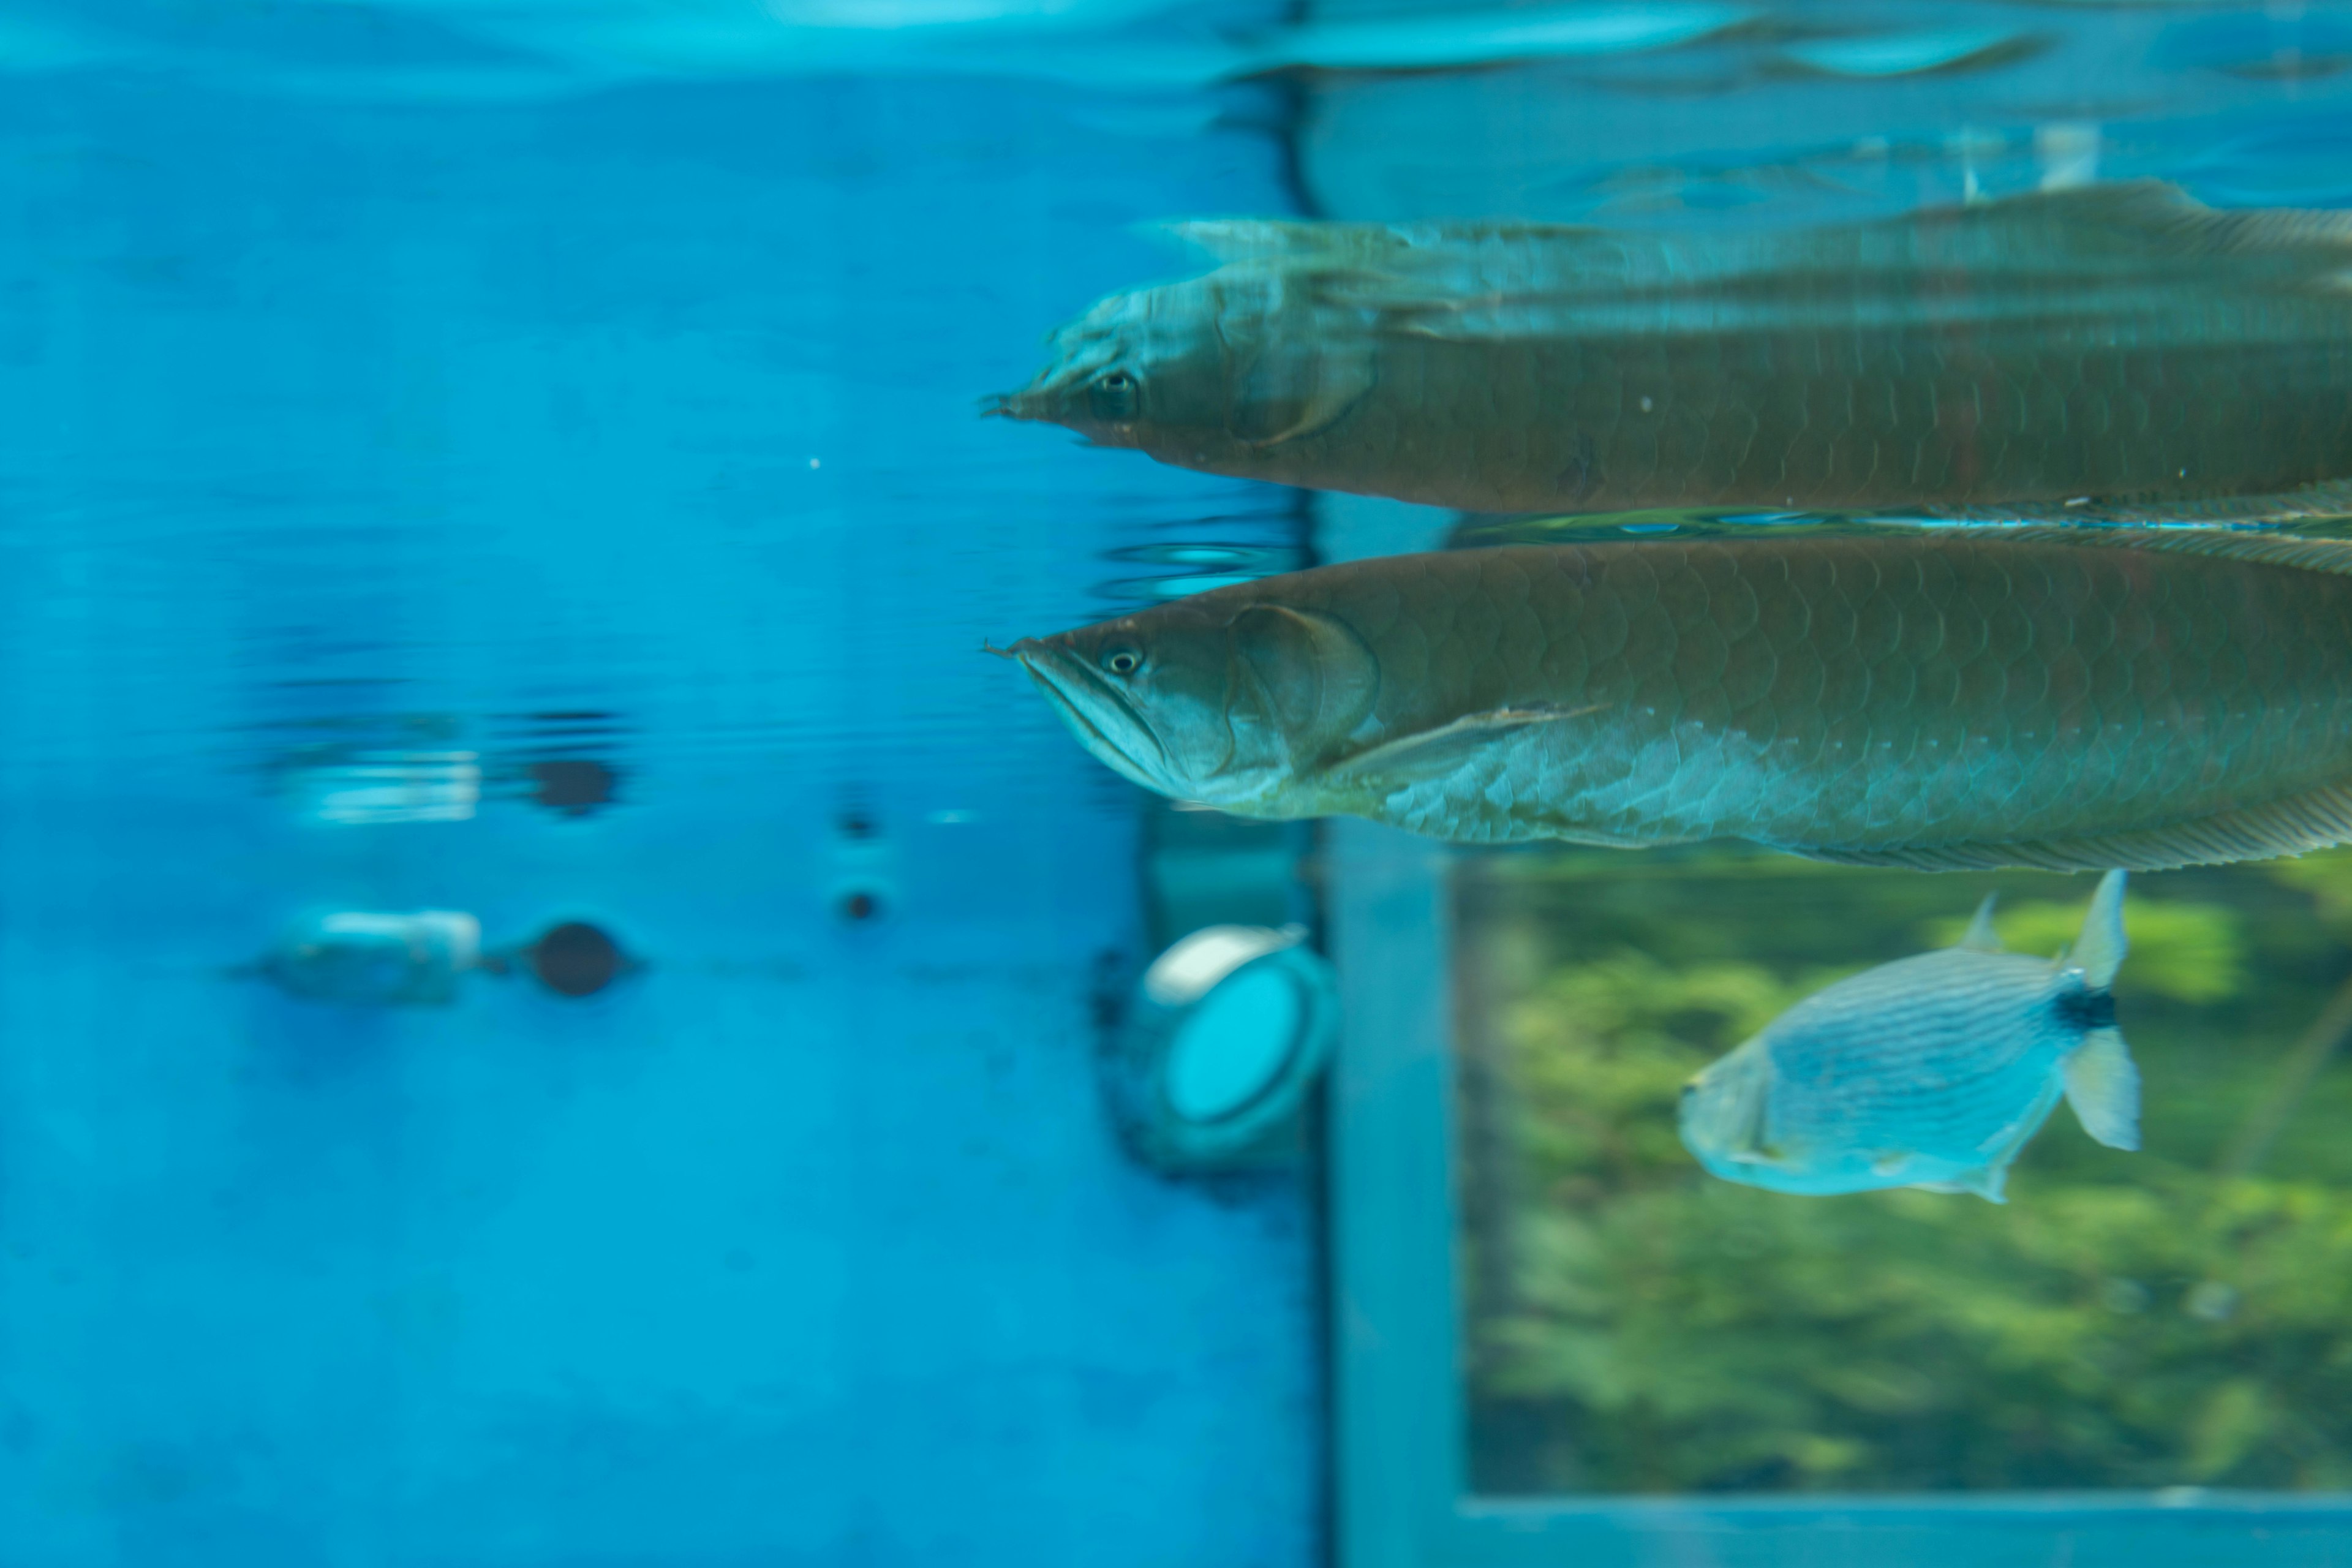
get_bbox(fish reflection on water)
[1011,529,2352,871]
[1678,872,2138,1202]
[995,184,2352,521]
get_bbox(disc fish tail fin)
[2064,1028,2142,1152]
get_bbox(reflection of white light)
[1142,924,1298,1007]
[306,752,481,824]
[2036,121,2101,192]
[1784,26,2017,78]
[1265,4,1746,73]
[263,909,481,1006]
[314,910,481,971]
[1109,924,1336,1170]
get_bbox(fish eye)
[1089,371,1140,423]
[1101,644,1144,677]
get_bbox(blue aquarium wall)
[0,59,1320,1567]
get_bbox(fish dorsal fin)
[1153,218,1332,263]
[1292,183,2352,351]
[1331,704,1605,790]
[2004,178,2352,255]
[2072,870,2128,989]
[1954,178,2352,253]
[1153,218,1411,271]
[1956,894,2003,952]
[1929,478,2352,528]
[1984,526,2352,578]
[1991,178,2191,225]
[2063,1027,2141,1152]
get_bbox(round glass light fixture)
[1104,924,1337,1172]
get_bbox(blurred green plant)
[1464,850,2352,1495]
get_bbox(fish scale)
[1009,529,2352,869]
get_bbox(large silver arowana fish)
[991,184,2352,521]
[1679,871,2138,1203]
[1008,529,2352,871]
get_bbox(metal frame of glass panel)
[1327,819,2352,1568]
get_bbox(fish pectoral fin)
[1956,894,2003,952]
[1237,360,1374,450]
[1223,317,1377,450]
[1913,1079,2069,1204]
[1909,1166,2010,1204]
[1332,704,1605,790]
[2063,1027,2142,1152]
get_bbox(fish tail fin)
[2064,1027,2142,1152]
[2073,869,2128,990]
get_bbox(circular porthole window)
[1105,925,1337,1172]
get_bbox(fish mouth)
[980,389,1038,421]
[1010,639,1178,796]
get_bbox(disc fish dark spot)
[2054,988,2117,1032]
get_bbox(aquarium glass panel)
[1455,846,2352,1496]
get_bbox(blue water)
[8,1,2352,1563]
[0,19,1317,1566]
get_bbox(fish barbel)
[992,183,2352,520]
[1010,529,2352,871]
[1679,871,2139,1202]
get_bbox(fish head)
[1678,1036,1779,1175]
[1679,1040,1898,1196]
[1008,593,1379,810]
[987,266,1373,467]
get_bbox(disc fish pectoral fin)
[1331,705,1605,790]
[1911,1080,2066,1204]
[2063,1027,2141,1151]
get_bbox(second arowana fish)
[1009,528,2352,871]
[992,184,2352,522]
